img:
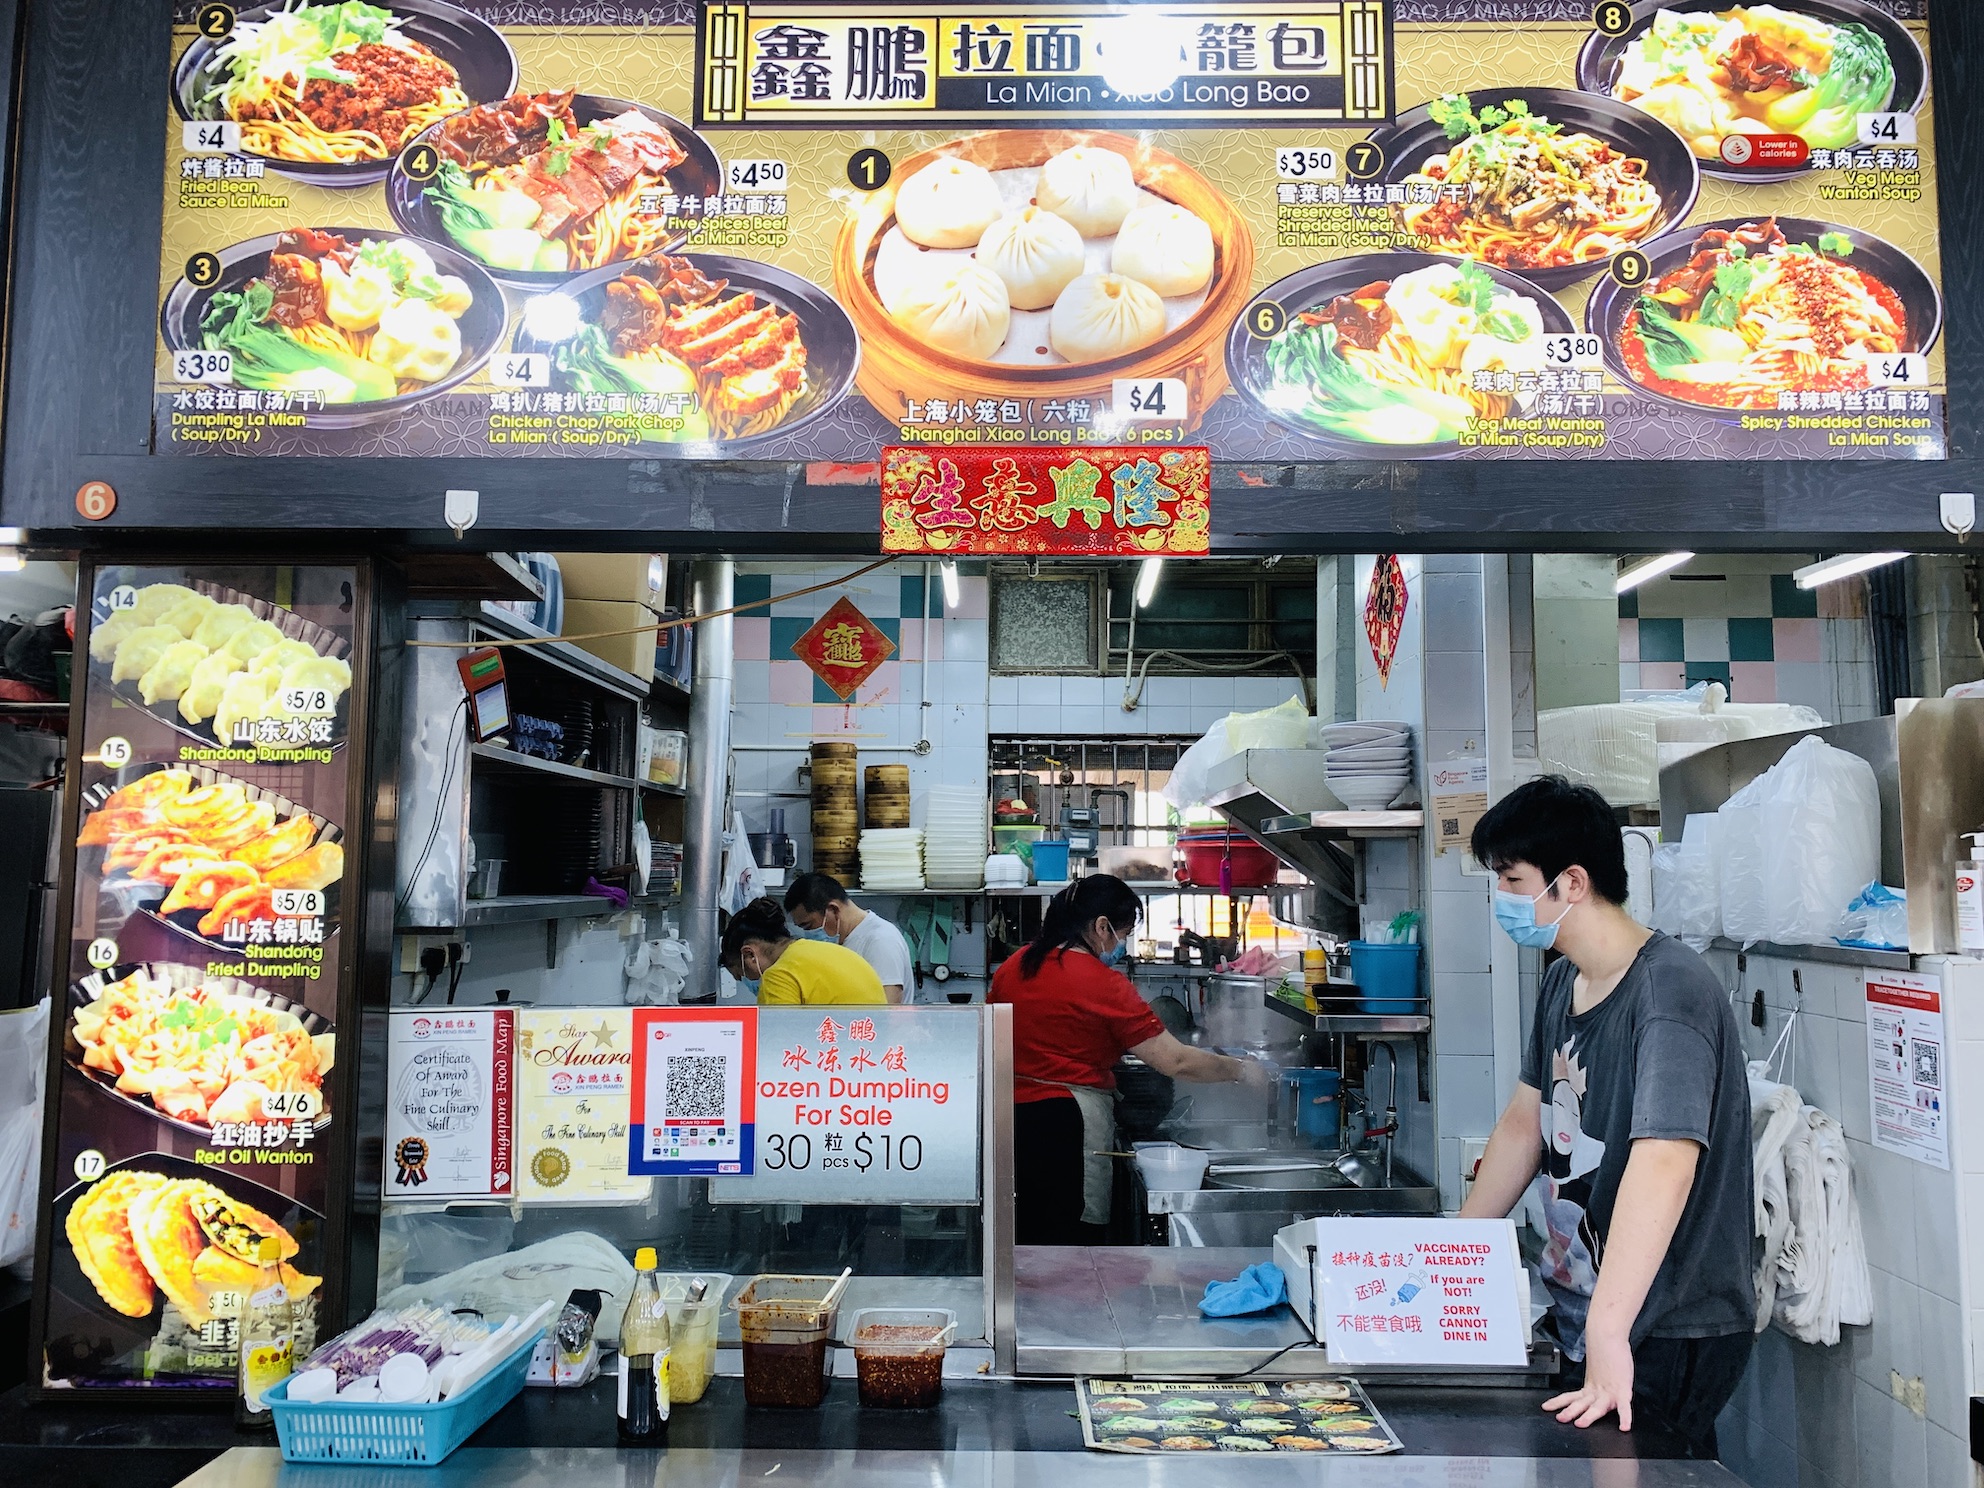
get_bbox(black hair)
[783,873,849,915]
[1469,775,1629,905]
[1019,874,1142,978]
[720,896,791,974]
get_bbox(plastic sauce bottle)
[235,1237,295,1430]
[1957,833,1984,954]
[617,1247,671,1444]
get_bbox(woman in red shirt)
[989,875,1270,1245]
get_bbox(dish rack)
[262,1328,542,1467]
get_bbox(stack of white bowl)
[923,785,989,889]
[858,828,925,892]
[1321,720,1413,809]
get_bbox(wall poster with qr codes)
[629,1007,758,1177]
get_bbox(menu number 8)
[1593,1,1634,37]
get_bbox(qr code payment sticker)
[1912,1038,1941,1089]
[666,1054,730,1120]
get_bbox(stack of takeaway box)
[554,553,669,683]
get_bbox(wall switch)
[1460,1139,1489,1200]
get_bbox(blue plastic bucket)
[1283,1068,1343,1147]
[1348,942,1422,1013]
[1031,839,1071,884]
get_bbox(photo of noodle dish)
[1363,88,1699,289]
[172,0,517,185]
[388,90,721,285]
[1226,254,1575,455]
[509,253,859,451]
[1587,216,1941,412]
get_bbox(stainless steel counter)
[1014,1246,1553,1381]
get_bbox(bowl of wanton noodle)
[66,961,333,1136]
[78,765,344,947]
[60,1157,320,1327]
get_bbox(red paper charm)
[1365,555,1408,689]
[792,595,896,700]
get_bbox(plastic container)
[263,1328,541,1467]
[657,1272,730,1405]
[1030,838,1070,884]
[734,1274,843,1408]
[1132,1141,1211,1192]
[1282,1068,1344,1148]
[848,1307,957,1409]
[650,730,688,786]
[1348,941,1422,1014]
[1178,830,1280,889]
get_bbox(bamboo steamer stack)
[864,763,912,829]
[810,742,860,882]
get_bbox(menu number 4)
[1113,378,1187,422]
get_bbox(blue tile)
[813,672,843,704]
[1772,573,1818,618]
[875,616,901,650]
[900,573,929,620]
[1729,617,1775,662]
[1618,589,1639,619]
[771,615,811,657]
[1638,617,1685,662]
[1686,660,1732,688]
[735,572,773,617]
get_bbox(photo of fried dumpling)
[232,814,319,873]
[192,1246,322,1300]
[266,841,343,892]
[103,769,195,814]
[65,1171,167,1318]
[128,583,198,626]
[188,1181,298,1263]
[128,1180,215,1325]
[139,640,206,706]
[109,625,183,685]
[157,860,258,915]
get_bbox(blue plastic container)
[1282,1068,1343,1147]
[1031,839,1071,884]
[1348,941,1422,1014]
[263,1328,542,1467]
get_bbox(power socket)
[1460,1138,1489,1201]
[399,934,469,973]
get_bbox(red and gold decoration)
[880,447,1211,556]
[1365,555,1408,689]
[792,596,897,700]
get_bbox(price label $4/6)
[1860,353,1928,388]
[174,348,235,385]
[1113,378,1188,422]
[1541,334,1605,371]
[490,353,550,388]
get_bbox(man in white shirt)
[784,873,914,1003]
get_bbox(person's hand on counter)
[1457,1082,1543,1220]
[1128,1031,1269,1087]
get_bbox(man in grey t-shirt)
[784,872,915,1003]
[1461,778,1756,1458]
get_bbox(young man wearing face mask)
[1459,776,1755,1459]
[784,873,914,1004]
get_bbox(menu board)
[154,0,1943,464]
[39,563,359,1392]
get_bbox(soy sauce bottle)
[617,1247,671,1445]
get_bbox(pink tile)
[1773,618,1821,663]
[1619,618,1640,664]
[1729,662,1777,702]
[733,616,770,661]
[769,661,815,705]
[1638,663,1685,691]
[899,619,944,662]
[953,576,990,620]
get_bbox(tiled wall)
[1617,557,1880,722]
[987,672,1308,739]
[1705,949,1977,1488]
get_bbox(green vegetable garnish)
[1633,297,1746,376]
[1262,315,1479,446]
[1817,230,1855,257]
[1695,257,1765,330]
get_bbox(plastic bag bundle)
[1652,814,1723,950]
[1837,883,1908,951]
[1759,737,1880,947]
[1717,774,1772,946]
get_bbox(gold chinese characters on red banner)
[881,447,1211,556]
[793,596,898,699]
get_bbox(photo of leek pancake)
[1282,1380,1354,1402]
[1585,216,1940,414]
[1226,253,1576,457]
[1362,88,1700,289]
[171,0,518,187]
[159,228,504,430]
[1576,0,1924,182]
[386,90,721,288]
[508,254,859,452]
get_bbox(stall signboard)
[39,563,361,1392]
[1309,1217,1528,1366]
[155,0,1942,465]
[881,446,1211,554]
[630,1006,758,1176]
[710,1007,981,1204]
[1865,969,1946,1169]
[384,1008,515,1199]
[515,1008,652,1204]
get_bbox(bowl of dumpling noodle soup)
[835,129,1255,431]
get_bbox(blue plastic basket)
[263,1328,542,1467]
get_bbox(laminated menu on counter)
[516,1009,650,1204]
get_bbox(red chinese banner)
[880,447,1211,556]
[792,595,897,699]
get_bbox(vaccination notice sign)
[710,1006,981,1204]
[1314,1217,1528,1367]
[1865,969,1947,1169]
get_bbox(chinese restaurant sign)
[793,596,897,698]
[154,0,1944,464]
[882,446,1211,554]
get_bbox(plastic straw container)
[1133,1141,1210,1191]
[1348,941,1422,1014]
[734,1274,844,1408]
[848,1308,956,1408]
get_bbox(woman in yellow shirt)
[721,897,887,1005]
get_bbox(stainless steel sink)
[1207,1161,1351,1192]
[1141,1146,1441,1225]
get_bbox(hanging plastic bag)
[1717,774,1772,947]
[1836,882,1909,951]
[1759,737,1880,947]
[1223,696,1313,754]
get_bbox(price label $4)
[491,353,550,388]
[1860,353,1928,388]
[1113,378,1188,422]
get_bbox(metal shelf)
[474,604,652,702]
[471,742,641,790]
[1259,809,1425,839]
[640,780,686,797]
[1265,990,1431,1036]
[458,894,627,928]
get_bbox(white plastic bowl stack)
[1321,720,1413,810]
[859,828,926,892]
[922,785,989,889]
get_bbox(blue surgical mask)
[1493,874,1572,950]
[1103,942,1128,967]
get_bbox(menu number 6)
[1245,301,1288,340]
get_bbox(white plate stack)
[923,785,989,889]
[1321,720,1413,810]
[858,828,926,892]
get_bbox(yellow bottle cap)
[634,1247,658,1270]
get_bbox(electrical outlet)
[399,934,469,973]
[1461,1138,1489,1198]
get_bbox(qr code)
[1912,1038,1941,1089]
[666,1055,728,1119]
